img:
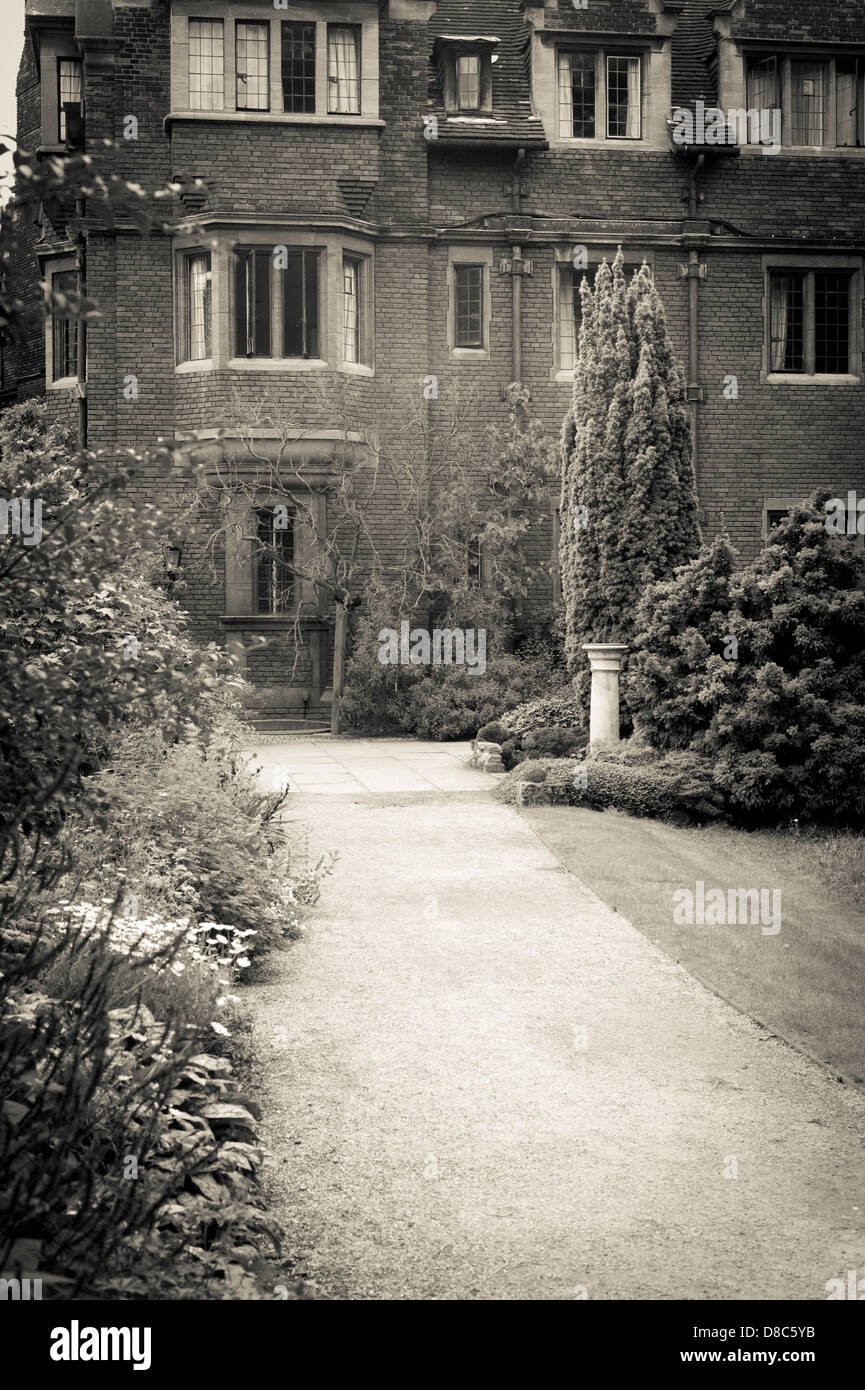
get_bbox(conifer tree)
[560,249,701,717]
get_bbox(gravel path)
[252,762,865,1301]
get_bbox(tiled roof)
[671,0,719,109]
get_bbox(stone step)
[248,717,331,734]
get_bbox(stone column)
[582,643,628,745]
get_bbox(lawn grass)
[523,806,865,1092]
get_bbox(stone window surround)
[169,0,379,123]
[43,252,79,391]
[549,245,654,382]
[178,429,362,623]
[718,38,865,156]
[447,245,493,361]
[531,31,671,152]
[760,253,863,385]
[173,225,374,374]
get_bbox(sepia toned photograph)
[0,0,862,1358]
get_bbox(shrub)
[0,402,245,862]
[630,497,865,825]
[67,735,304,967]
[495,754,724,823]
[501,686,579,737]
[0,917,303,1300]
[476,721,510,744]
[522,725,588,759]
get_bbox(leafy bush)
[0,401,244,861]
[0,916,311,1300]
[501,686,580,737]
[630,498,865,825]
[69,736,302,968]
[398,655,549,741]
[0,400,318,1299]
[523,725,588,759]
[477,721,510,744]
[481,720,587,771]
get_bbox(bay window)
[173,6,377,120]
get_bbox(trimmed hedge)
[494,754,725,824]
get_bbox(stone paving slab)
[243,737,485,797]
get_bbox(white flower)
[210,1021,230,1036]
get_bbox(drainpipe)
[511,244,523,383]
[75,193,87,450]
[510,147,526,384]
[686,153,705,488]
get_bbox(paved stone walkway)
[250,738,865,1301]
[245,736,485,796]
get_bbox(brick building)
[7,0,865,719]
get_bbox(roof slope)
[671,0,719,109]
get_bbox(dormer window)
[557,48,642,140]
[745,52,865,147]
[442,41,494,113]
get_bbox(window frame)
[762,256,862,384]
[170,6,379,122]
[745,51,865,148]
[232,243,324,363]
[178,250,213,366]
[327,23,362,116]
[341,254,362,365]
[556,46,643,143]
[453,263,486,350]
[443,44,494,114]
[188,17,225,113]
[447,248,492,360]
[44,256,79,389]
[254,502,296,615]
[57,57,83,144]
[281,19,316,115]
[235,19,271,112]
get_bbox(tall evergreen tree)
[560,250,701,718]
